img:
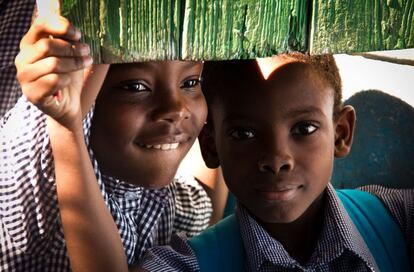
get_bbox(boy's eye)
[119,81,149,92]
[181,78,200,89]
[291,122,318,136]
[229,128,256,140]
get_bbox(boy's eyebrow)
[221,107,327,125]
[283,106,326,119]
[222,115,251,124]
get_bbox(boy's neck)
[259,191,326,265]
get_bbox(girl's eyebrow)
[128,62,158,70]
[119,61,201,73]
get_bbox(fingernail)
[53,90,62,106]
[80,44,90,55]
[74,28,81,40]
[84,56,93,67]
[68,25,81,40]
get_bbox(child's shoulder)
[166,174,212,234]
[338,186,412,271]
[168,174,212,208]
[358,184,413,207]
[357,185,413,227]
[171,174,208,191]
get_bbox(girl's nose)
[152,93,191,123]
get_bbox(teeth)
[141,143,179,151]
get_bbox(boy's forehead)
[256,56,299,80]
[211,57,307,84]
[212,61,334,106]
[214,59,314,90]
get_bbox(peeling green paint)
[62,0,413,62]
[311,0,414,54]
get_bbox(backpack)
[189,189,410,271]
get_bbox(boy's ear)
[198,125,220,169]
[334,105,356,158]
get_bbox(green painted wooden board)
[180,0,308,59]
[311,0,414,54]
[61,0,413,63]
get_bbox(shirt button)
[124,191,138,200]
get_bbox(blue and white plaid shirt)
[0,2,212,270]
[140,184,414,271]
[0,0,34,118]
[0,96,212,271]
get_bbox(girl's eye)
[229,128,256,140]
[291,122,318,136]
[119,82,149,92]
[181,78,200,89]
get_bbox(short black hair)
[201,53,343,119]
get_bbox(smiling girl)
[1,14,212,271]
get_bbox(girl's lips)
[137,142,180,151]
[135,133,191,151]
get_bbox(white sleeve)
[0,96,60,253]
[172,175,213,237]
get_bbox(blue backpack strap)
[190,190,410,272]
[337,189,410,272]
[188,214,245,272]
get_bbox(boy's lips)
[255,185,303,202]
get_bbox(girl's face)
[90,61,207,188]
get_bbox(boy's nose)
[258,148,294,175]
[152,94,191,123]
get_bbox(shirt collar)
[237,206,296,270]
[322,184,378,270]
[236,184,378,271]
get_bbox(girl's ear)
[334,105,356,158]
[198,125,220,169]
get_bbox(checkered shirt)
[0,96,212,271]
[0,0,35,118]
[140,184,414,271]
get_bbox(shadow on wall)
[332,90,414,189]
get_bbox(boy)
[136,55,414,271]
[0,13,212,271]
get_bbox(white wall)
[335,49,414,107]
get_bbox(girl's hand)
[15,15,93,130]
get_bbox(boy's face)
[90,61,207,188]
[204,61,341,224]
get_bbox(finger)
[17,56,93,84]
[22,73,71,106]
[16,38,90,67]
[81,64,110,117]
[36,0,61,17]
[20,16,81,47]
